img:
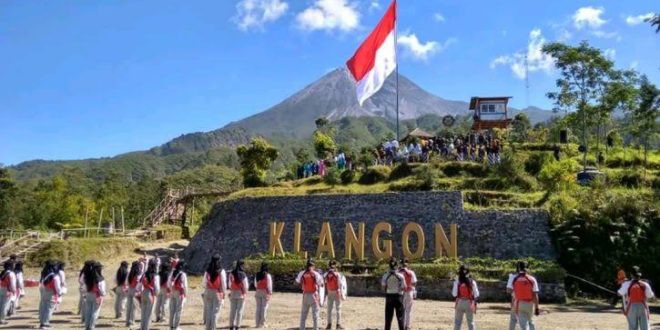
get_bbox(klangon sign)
[268,221,458,260]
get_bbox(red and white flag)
[346,0,397,106]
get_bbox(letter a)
[316,222,335,259]
[269,222,285,257]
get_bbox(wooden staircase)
[0,231,56,261]
[142,189,185,228]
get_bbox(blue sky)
[1,0,658,165]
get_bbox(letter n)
[345,223,365,261]
[434,224,458,258]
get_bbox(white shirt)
[452,279,480,299]
[58,270,67,287]
[228,272,250,293]
[95,280,107,296]
[41,274,63,296]
[618,280,655,299]
[295,269,323,284]
[381,270,406,294]
[254,274,273,294]
[0,271,17,294]
[507,273,539,292]
[168,272,188,294]
[202,270,227,293]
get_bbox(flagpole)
[394,0,399,142]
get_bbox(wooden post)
[83,207,89,238]
[121,206,125,234]
[112,207,116,231]
[97,208,104,235]
[191,197,195,228]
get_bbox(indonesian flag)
[346,0,396,106]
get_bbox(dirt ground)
[3,240,655,330]
[1,283,652,330]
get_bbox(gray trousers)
[255,289,269,327]
[0,288,12,322]
[326,290,342,326]
[626,303,650,330]
[78,290,85,315]
[516,301,535,330]
[155,288,169,321]
[169,290,185,329]
[454,299,475,330]
[203,289,223,330]
[114,287,127,318]
[300,292,319,330]
[125,287,138,326]
[403,291,414,328]
[83,292,101,330]
[508,310,518,330]
[140,290,156,330]
[38,287,56,326]
[229,289,246,328]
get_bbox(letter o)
[402,222,425,260]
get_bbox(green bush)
[358,166,391,184]
[389,162,414,181]
[27,238,139,268]
[440,162,489,177]
[323,168,342,186]
[538,158,579,191]
[616,169,650,188]
[524,152,554,176]
[340,170,355,185]
[550,193,660,295]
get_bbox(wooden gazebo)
[469,96,513,131]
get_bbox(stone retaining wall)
[256,273,565,303]
[184,191,556,273]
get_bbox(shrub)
[524,152,554,176]
[323,168,341,186]
[340,170,355,185]
[358,166,391,185]
[440,162,489,177]
[389,162,414,181]
[617,169,649,188]
[538,158,579,191]
[27,238,139,267]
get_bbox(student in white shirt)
[381,258,405,330]
[507,262,539,330]
[83,261,107,330]
[254,262,273,328]
[168,261,188,330]
[296,259,324,330]
[39,260,63,329]
[202,254,226,330]
[228,260,249,330]
[0,261,16,325]
[617,266,655,330]
[452,265,480,330]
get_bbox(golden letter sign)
[268,221,458,260]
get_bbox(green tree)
[0,166,18,229]
[595,70,638,153]
[236,137,279,187]
[315,117,330,129]
[542,41,615,170]
[313,131,337,159]
[627,76,660,170]
[511,113,531,142]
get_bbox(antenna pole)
[394,0,400,141]
[525,54,530,109]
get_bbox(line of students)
[201,254,273,330]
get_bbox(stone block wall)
[184,191,556,273]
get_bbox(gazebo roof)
[405,128,434,139]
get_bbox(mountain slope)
[222,68,468,139]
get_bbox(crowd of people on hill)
[0,253,654,330]
[295,131,504,181]
[373,132,503,167]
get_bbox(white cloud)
[234,0,289,31]
[397,33,455,61]
[603,48,616,60]
[630,61,639,69]
[572,6,607,30]
[490,28,555,80]
[592,30,620,40]
[369,1,380,11]
[433,12,445,23]
[296,0,360,32]
[625,12,654,25]
[556,29,572,41]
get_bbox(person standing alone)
[508,261,539,330]
[618,266,655,330]
[296,259,323,330]
[452,265,479,330]
[381,258,405,330]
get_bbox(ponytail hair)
[116,261,129,285]
[128,261,141,283]
[232,259,246,283]
[458,265,471,286]
[207,254,221,282]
